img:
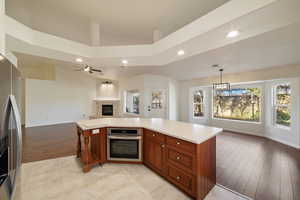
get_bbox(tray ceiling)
[6,0,230,45]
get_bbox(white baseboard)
[267,136,300,149]
[223,128,264,137]
[25,120,76,128]
[224,128,300,149]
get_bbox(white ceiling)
[6,0,300,81]
[16,21,300,81]
[6,0,229,45]
[7,0,299,68]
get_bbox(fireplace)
[102,105,113,116]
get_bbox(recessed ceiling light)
[177,50,185,56]
[76,58,83,63]
[122,60,128,65]
[227,30,239,38]
[0,55,4,61]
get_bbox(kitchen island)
[76,118,222,200]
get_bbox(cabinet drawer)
[167,148,195,173]
[166,165,195,196]
[166,136,196,154]
[144,129,165,143]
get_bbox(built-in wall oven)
[107,128,142,162]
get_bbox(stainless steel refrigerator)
[0,54,22,200]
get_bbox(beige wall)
[0,0,4,55]
[18,62,56,124]
[18,63,56,80]
[181,64,300,87]
[179,64,300,148]
[25,66,97,127]
[180,64,300,122]
[18,62,56,125]
[96,80,119,99]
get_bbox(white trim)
[224,128,300,149]
[271,82,292,128]
[217,184,253,200]
[25,120,76,128]
[189,87,207,121]
[267,135,300,149]
[274,124,291,131]
[212,117,262,125]
[211,85,263,123]
[122,112,141,117]
[224,128,264,137]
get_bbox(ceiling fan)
[74,65,103,74]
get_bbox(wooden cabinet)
[166,136,196,154]
[77,127,106,172]
[144,129,165,143]
[143,129,166,176]
[143,129,216,199]
[77,126,216,200]
[166,148,196,174]
[166,164,196,196]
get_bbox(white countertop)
[76,118,222,144]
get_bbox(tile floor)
[15,156,251,200]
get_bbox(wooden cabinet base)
[77,126,107,172]
[76,126,216,200]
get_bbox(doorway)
[147,89,166,118]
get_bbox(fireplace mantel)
[94,98,120,102]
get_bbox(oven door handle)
[108,136,142,140]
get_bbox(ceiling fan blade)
[91,69,102,72]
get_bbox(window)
[274,83,291,127]
[213,88,261,122]
[125,90,140,114]
[193,90,204,117]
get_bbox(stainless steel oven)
[107,128,142,162]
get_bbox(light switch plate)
[92,129,100,134]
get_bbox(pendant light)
[212,65,230,91]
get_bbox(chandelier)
[212,67,230,91]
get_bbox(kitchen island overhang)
[76,118,222,200]
[76,118,222,144]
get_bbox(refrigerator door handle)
[8,95,22,180]
[0,96,10,141]
[1,95,22,199]
[1,96,10,173]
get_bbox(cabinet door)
[144,139,165,175]
[99,129,107,163]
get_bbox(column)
[0,0,5,54]
[90,21,100,46]
[153,29,163,43]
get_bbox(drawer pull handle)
[161,144,165,148]
[176,156,181,160]
[176,176,181,180]
[152,134,155,136]
[176,142,181,145]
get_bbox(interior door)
[147,89,166,118]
